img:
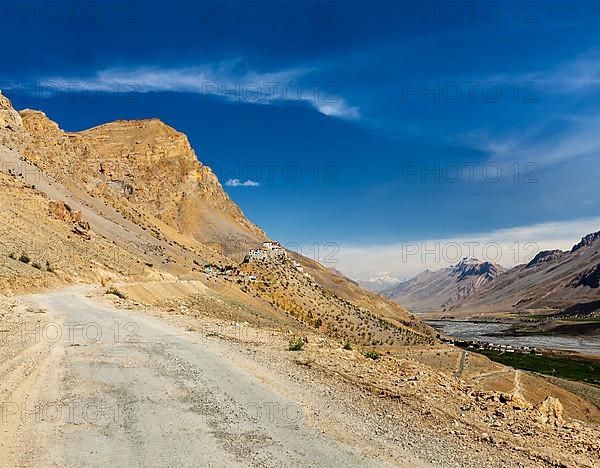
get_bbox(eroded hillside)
[18,109,265,259]
[0,92,435,346]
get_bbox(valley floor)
[0,284,599,467]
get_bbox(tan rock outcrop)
[536,396,565,426]
[0,92,27,149]
[19,113,265,259]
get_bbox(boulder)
[535,397,564,426]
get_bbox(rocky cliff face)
[17,109,265,259]
[451,258,504,283]
[570,263,600,289]
[0,92,28,149]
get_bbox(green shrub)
[105,287,127,300]
[343,342,353,351]
[364,350,380,360]
[19,253,31,264]
[314,318,322,328]
[288,338,305,351]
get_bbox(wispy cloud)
[461,113,600,167]
[37,62,360,120]
[331,218,600,280]
[486,50,600,94]
[531,51,600,93]
[225,178,260,187]
[456,51,600,166]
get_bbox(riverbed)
[427,320,600,356]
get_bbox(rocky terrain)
[19,108,266,260]
[109,287,600,467]
[0,91,433,346]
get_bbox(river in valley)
[427,320,600,356]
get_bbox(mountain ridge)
[384,232,600,315]
[0,92,434,347]
[383,257,506,313]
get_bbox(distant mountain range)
[383,231,600,316]
[382,258,505,312]
[357,275,404,293]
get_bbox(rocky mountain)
[387,232,600,316]
[18,109,266,260]
[449,231,600,315]
[0,92,435,346]
[526,250,566,268]
[383,258,506,313]
[572,231,600,253]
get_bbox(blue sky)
[3,0,600,279]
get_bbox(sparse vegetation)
[288,338,305,351]
[8,252,17,260]
[364,350,380,360]
[19,252,31,264]
[45,260,54,272]
[343,342,353,350]
[32,262,42,270]
[105,287,127,299]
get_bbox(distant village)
[442,337,544,356]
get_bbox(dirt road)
[0,286,413,467]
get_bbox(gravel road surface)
[1,286,403,467]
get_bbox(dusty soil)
[109,285,600,467]
[0,284,598,467]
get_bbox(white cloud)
[459,113,600,169]
[37,63,360,120]
[329,218,600,281]
[315,100,360,119]
[225,178,260,187]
